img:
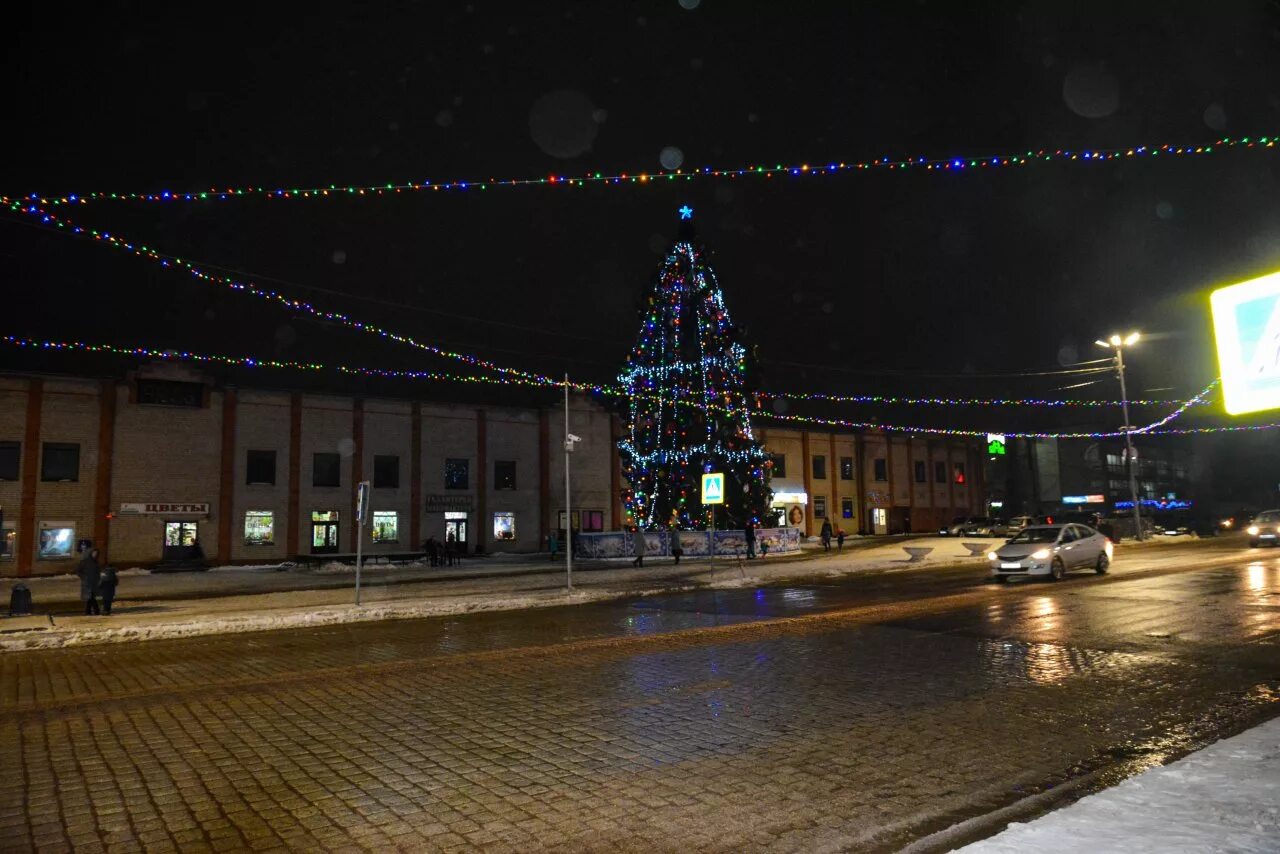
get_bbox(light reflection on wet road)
[2,547,1279,851]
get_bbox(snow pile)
[957,717,1280,853]
[0,584,693,651]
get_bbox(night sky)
[6,2,1280,458]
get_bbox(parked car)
[1247,510,1280,547]
[963,517,1008,537]
[1157,514,1193,536]
[939,516,969,536]
[987,524,1113,582]
[1006,515,1037,535]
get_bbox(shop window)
[770,454,786,478]
[581,510,605,533]
[37,523,75,559]
[840,456,853,480]
[813,496,827,518]
[313,453,341,488]
[41,443,80,482]
[371,511,399,544]
[934,461,947,483]
[0,441,19,480]
[374,455,400,489]
[165,521,199,547]
[841,498,854,519]
[914,460,927,483]
[0,526,13,559]
[558,510,578,531]
[494,460,516,490]
[493,512,516,541]
[812,455,826,480]
[873,458,887,482]
[953,463,966,484]
[136,379,204,408]
[246,450,276,485]
[244,511,274,545]
[444,458,469,490]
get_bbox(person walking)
[424,536,439,567]
[820,519,833,551]
[76,548,102,616]
[836,528,846,552]
[744,522,757,559]
[99,564,119,615]
[445,532,456,566]
[548,530,559,562]
[631,526,647,567]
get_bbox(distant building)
[986,436,1204,519]
[754,426,986,535]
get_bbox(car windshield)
[1255,511,1280,523]
[1007,527,1061,544]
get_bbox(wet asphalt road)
[2,543,1279,852]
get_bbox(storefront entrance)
[163,521,200,561]
[311,511,340,554]
[444,512,468,555]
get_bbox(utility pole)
[1097,333,1144,541]
[563,374,581,591]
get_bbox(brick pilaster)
[93,380,117,564]
[216,388,236,562]
[17,379,43,577]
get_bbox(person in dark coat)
[76,548,102,615]
[191,538,205,564]
[631,527,647,567]
[744,522,757,559]
[99,564,119,615]
[820,519,833,551]
[836,528,846,551]
[424,536,440,567]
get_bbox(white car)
[988,524,1112,582]
[1247,510,1280,547]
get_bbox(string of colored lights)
[2,334,1228,441]
[20,135,1277,207]
[0,196,578,391]
[756,391,1203,408]
[1,197,1221,419]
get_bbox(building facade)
[986,436,1203,519]
[0,365,991,576]
[754,426,986,535]
[0,365,619,576]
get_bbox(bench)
[902,546,934,563]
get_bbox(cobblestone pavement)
[2,549,1278,852]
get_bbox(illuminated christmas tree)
[618,207,772,530]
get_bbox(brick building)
[754,426,986,535]
[0,365,988,576]
[0,364,619,575]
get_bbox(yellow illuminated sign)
[1212,270,1280,415]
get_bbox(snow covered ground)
[955,716,1280,853]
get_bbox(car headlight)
[1030,548,1051,560]
[1248,525,1260,536]
[986,552,998,561]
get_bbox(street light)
[1095,332,1144,541]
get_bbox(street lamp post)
[1095,332,1144,542]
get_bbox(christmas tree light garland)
[18,135,1276,207]
[3,196,1216,415]
[0,334,1234,439]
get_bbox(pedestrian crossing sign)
[1212,269,1280,415]
[701,472,724,505]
